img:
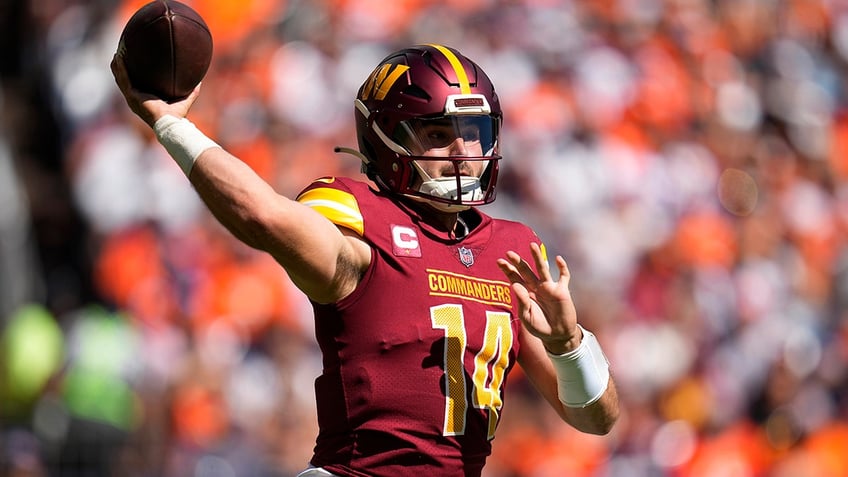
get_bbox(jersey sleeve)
[295,177,365,237]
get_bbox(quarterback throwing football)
[111,44,619,477]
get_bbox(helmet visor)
[393,115,499,156]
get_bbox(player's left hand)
[497,243,582,354]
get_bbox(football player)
[111,44,619,477]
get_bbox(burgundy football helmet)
[346,44,502,210]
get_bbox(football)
[118,0,213,101]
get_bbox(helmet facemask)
[389,111,500,211]
[410,159,491,212]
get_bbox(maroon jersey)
[296,177,543,477]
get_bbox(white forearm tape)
[153,115,220,176]
[548,325,610,408]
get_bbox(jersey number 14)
[431,304,513,440]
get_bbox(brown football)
[118,0,213,101]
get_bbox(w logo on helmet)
[360,64,410,101]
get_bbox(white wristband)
[547,325,610,408]
[153,115,220,176]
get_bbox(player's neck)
[399,196,478,239]
[425,206,477,240]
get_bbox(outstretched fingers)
[554,254,570,286]
[529,242,552,282]
[496,254,533,318]
[497,250,541,290]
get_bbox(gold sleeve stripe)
[428,44,471,95]
[297,188,364,236]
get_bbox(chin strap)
[411,161,483,202]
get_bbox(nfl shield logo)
[458,247,474,268]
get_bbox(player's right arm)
[189,148,371,303]
[110,53,371,304]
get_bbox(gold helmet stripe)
[428,44,472,94]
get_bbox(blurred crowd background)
[2,0,848,476]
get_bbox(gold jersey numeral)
[431,304,513,440]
